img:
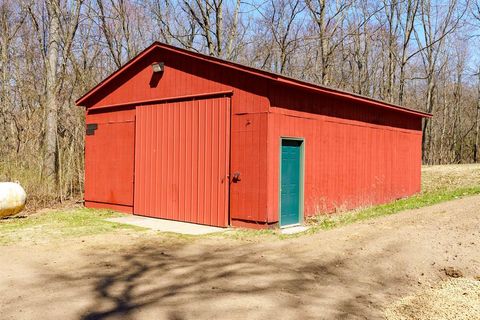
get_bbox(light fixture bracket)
[152,62,164,73]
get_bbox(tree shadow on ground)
[31,235,407,320]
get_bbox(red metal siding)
[84,108,135,213]
[84,201,133,214]
[230,113,269,225]
[133,97,230,227]
[266,87,423,223]
[86,46,269,115]
[81,46,270,225]
[79,43,427,228]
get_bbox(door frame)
[278,137,305,227]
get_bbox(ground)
[0,165,479,319]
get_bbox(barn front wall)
[83,46,271,226]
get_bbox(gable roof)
[76,42,431,118]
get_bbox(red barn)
[76,42,431,229]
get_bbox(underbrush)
[0,159,83,210]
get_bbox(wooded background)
[1,0,479,205]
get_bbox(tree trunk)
[43,0,61,184]
[225,0,240,59]
[474,70,480,162]
[474,105,480,162]
[422,76,435,163]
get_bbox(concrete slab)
[280,225,310,235]
[106,216,226,235]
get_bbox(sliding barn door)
[134,97,230,227]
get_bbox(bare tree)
[0,1,27,156]
[397,0,420,104]
[415,0,466,163]
[306,0,351,85]
[27,0,84,185]
[474,66,480,162]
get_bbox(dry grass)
[385,278,480,320]
[0,158,83,211]
[422,164,480,193]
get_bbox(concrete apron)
[106,216,226,235]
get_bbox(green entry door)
[280,139,303,226]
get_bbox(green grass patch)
[307,185,480,233]
[0,208,144,245]
[217,184,480,240]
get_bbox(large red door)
[134,97,230,227]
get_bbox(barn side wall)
[82,47,271,226]
[266,84,423,223]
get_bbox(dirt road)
[1,195,479,320]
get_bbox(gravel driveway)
[1,195,479,320]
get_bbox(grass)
[307,185,480,233]
[0,208,144,245]
[220,164,480,239]
[1,164,479,244]
[225,185,480,240]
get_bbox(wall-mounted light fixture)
[152,62,164,73]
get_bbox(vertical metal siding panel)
[223,98,229,225]
[198,100,206,224]
[141,107,148,215]
[145,106,151,215]
[133,110,140,211]
[201,99,209,225]
[179,101,186,222]
[166,104,173,220]
[216,99,222,226]
[212,99,219,226]
[185,102,192,222]
[173,102,179,220]
[192,101,200,223]
[134,97,229,226]
[161,106,167,217]
[133,108,145,215]
[136,108,144,213]
[171,103,177,220]
[217,99,223,225]
[206,99,213,225]
[153,108,160,217]
[219,100,225,225]
[146,106,153,216]
[267,95,423,223]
